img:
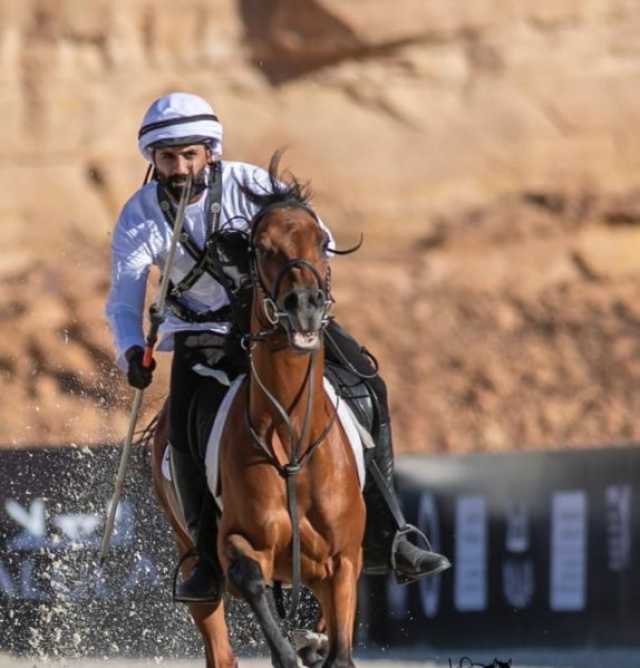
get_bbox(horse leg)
[153,412,235,668]
[225,534,299,668]
[312,554,359,668]
[189,600,237,668]
[293,627,328,668]
[174,537,235,668]
[290,615,329,668]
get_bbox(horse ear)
[268,149,286,184]
[330,233,364,255]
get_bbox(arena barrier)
[1,443,639,655]
[364,445,640,649]
[0,444,202,656]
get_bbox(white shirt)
[105,160,331,370]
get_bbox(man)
[106,91,450,604]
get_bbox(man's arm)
[105,208,155,371]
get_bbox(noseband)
[259,257,332,330]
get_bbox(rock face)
[2,1,640,451]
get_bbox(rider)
[105,92,450,604]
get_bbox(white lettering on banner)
[1,495,157,602]
[53,513,101,545]
[0,554,159,602]
[606,484,631,572]
[504,500,530,554]
[502,558,534,608]
[4,498,135,551]
[454,495,487,612]
[6,498,46,550]
[0,562,16,597]
[550,490,587,611]
[417,493,441,619]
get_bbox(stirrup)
[390,523,443,585]
[172,549,222,604]
[172,549,195,603]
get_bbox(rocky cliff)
[2,0,640,451]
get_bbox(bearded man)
[106,92,450,604]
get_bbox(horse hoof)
[292,629,328,668]
[292,629,328,653]
[298,647,325,668]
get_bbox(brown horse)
[152,168,365,668]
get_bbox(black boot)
[171,447,223,604]
[363,422,451,583]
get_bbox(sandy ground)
[3,649,640,668]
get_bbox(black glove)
[125,345,156,389]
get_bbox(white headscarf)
[138,92,223,161]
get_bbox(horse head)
[241,152,362,353]
[250,202,332,352]
[239,151,339,352]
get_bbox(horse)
[152,160,366,668]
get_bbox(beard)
[158,165,209,201]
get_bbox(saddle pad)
[197,374,366,510]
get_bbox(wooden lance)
[98,172,194,564]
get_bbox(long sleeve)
[104,161,337,371]
[105,207,155,370]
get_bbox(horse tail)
[134,411,161,450]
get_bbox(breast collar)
[156,160,224,296]
[156,161,236,324]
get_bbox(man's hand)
[125,346,156,389]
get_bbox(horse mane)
[239,150,313,213]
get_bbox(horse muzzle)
[275,287,329,351]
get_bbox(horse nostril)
[311,289,324,307]
[283,292,299,312]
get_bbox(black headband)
[138,113,219,139]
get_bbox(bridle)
[244,201,334,345]
[242,202,338,478]
[241,201,358,620]
[257,257,332,332]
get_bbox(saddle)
[324,361,380,450]
[188,375,230,466]
[186,354,381,468]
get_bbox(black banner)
[0,443,205,656]
[2,443,639,656]
[364,445,640,648]
[0,444,285,658]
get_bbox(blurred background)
[3,0,640,452]
[2,1,640,665]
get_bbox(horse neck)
[250,340,325,424]
[248,313,326,444]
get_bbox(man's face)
[153,143,212,199]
